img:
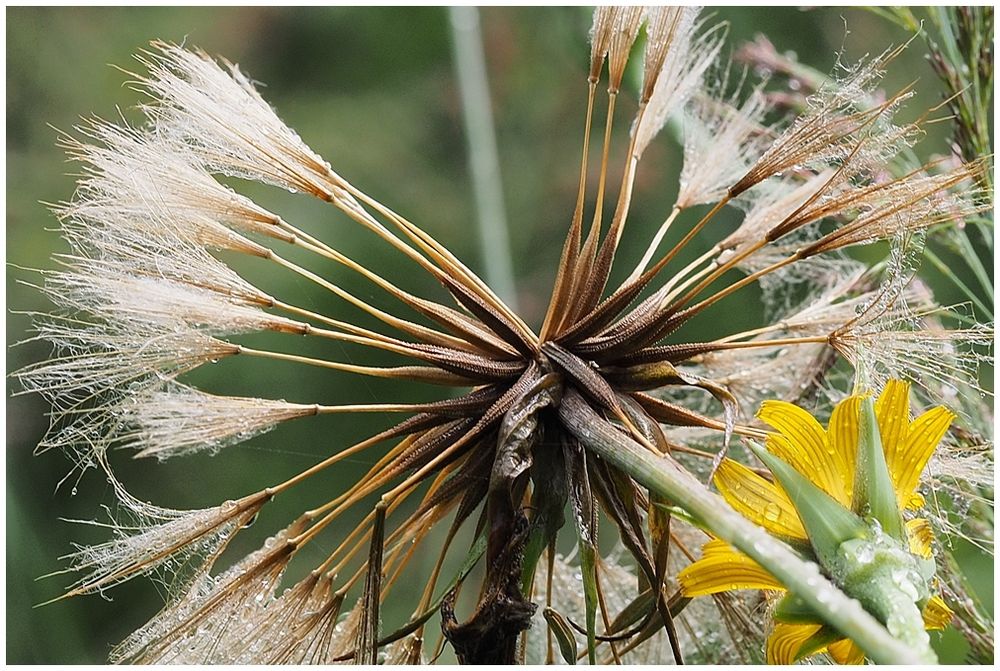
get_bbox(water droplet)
[891,567,920,600]
[763,502,782,522]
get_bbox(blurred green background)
[6,6,991,664]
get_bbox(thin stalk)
[707,322,784,344]
[377,428,476,505]
[559,391,932,665]
[319,174,452,286]
[951,227,995,302]
[269,425,417,499]
[279,220,422,306]
[628,205,682,282]
[381,490,459,597]
[261,319,440,362]
[413,512,463,619]
[344,183,534,344]
[291,442,422,554]
[697,335,829,351]
[277,224,502,353]
[604,102,648,253]
[268,252,469,351]
[449,6,519,311]
[667,239,767,312]
[561,92,618,330]
[657,198,729,276]
[574,101,649,315]
[301,447,460,583]
[609,200,728,327]
[236,346,471,386]
[289,423,471,556]
[316,402,452,415]
[312,475,429,579]
[654,247,719,305]
[922,245,993,318]
[541,82,598,341]
[268,300,423,347]
[668,253,797,320]
[272,299,475,354]
[582,92,619,263]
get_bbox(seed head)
[17,10,991,665]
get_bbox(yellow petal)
[922,595,954,630]
[828,395,861,504]
[767,623,822,664]
[828,638,866,664]
[876,379,911,459]
[906,518,934,559]
[890,406,955,509]
[678,540,785,597]
[714,459,807,539]
[758,400,849,504]
[699,538,740,558]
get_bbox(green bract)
[746,440,868,569]
[853,396,905,540]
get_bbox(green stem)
[923,246,993,319]
[449,6,519,311]
[558,391,932,665]
[951,227,994,303]
[864,575,936,662]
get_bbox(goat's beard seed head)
[16,9,991,665]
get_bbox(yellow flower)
[678,379,955,664]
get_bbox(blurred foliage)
[5,6,991,664]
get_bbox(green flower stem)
[837,540,936,663]
[558,391,933,665]
[449,6,519,311]
[863,575,935,661]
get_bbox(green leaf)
[520,436,567,593]
[376,531,487,651]
[542,607,578,665]
[746,440,868,569]
[565,437,598,665]
[773,592,822,624]
[608,588,656,633]
[519,527,549,594]
[355,501,387,664]
[652,501,702,528]
[852,396,904,540]
[795,625,843,661]
[578,540,599,665]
